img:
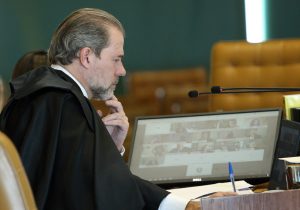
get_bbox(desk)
[200,189,300,210]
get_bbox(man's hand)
[208,191,237,198]
[185,200,200,210]
[99,95,129,151]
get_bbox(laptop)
[128,108,282,188]
[268,119,300,190]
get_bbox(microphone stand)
[221,87,300,93]
[214,89,300,94]
[188,86,300,98]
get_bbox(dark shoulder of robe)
[0,67,169,210]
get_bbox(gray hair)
[48,8,125,65]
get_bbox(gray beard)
[90,86,113,100]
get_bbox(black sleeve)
[1,88,169,210]
[133,175,170,210]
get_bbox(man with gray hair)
[0,8,234,210]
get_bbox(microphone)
[188,90,212,97]
[188,86,300,98]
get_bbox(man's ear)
[79,47,93,68]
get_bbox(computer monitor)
[128,108,282,187]
[268,119,300,190]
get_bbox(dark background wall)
[0,0,299,94]
[267,0,300,39]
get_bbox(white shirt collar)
[51,64,89,98]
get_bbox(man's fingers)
[209,192,238,198]
[97,110,103,117]
[105,98,123,113]
[102,112,127,122]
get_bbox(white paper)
[279,156,300,163]
[167,180,253,200]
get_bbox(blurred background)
[1,0,300,160]
[1,0,300,93]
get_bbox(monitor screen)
[128,108,282,186]
[269,119,300,190]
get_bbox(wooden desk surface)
[200,189,300,210]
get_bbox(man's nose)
[117,63,126,76]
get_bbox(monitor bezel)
[128,108,282,186]
[268,119,300,190]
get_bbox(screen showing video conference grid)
[129,109,282,184]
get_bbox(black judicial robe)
[0,67,169,210]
